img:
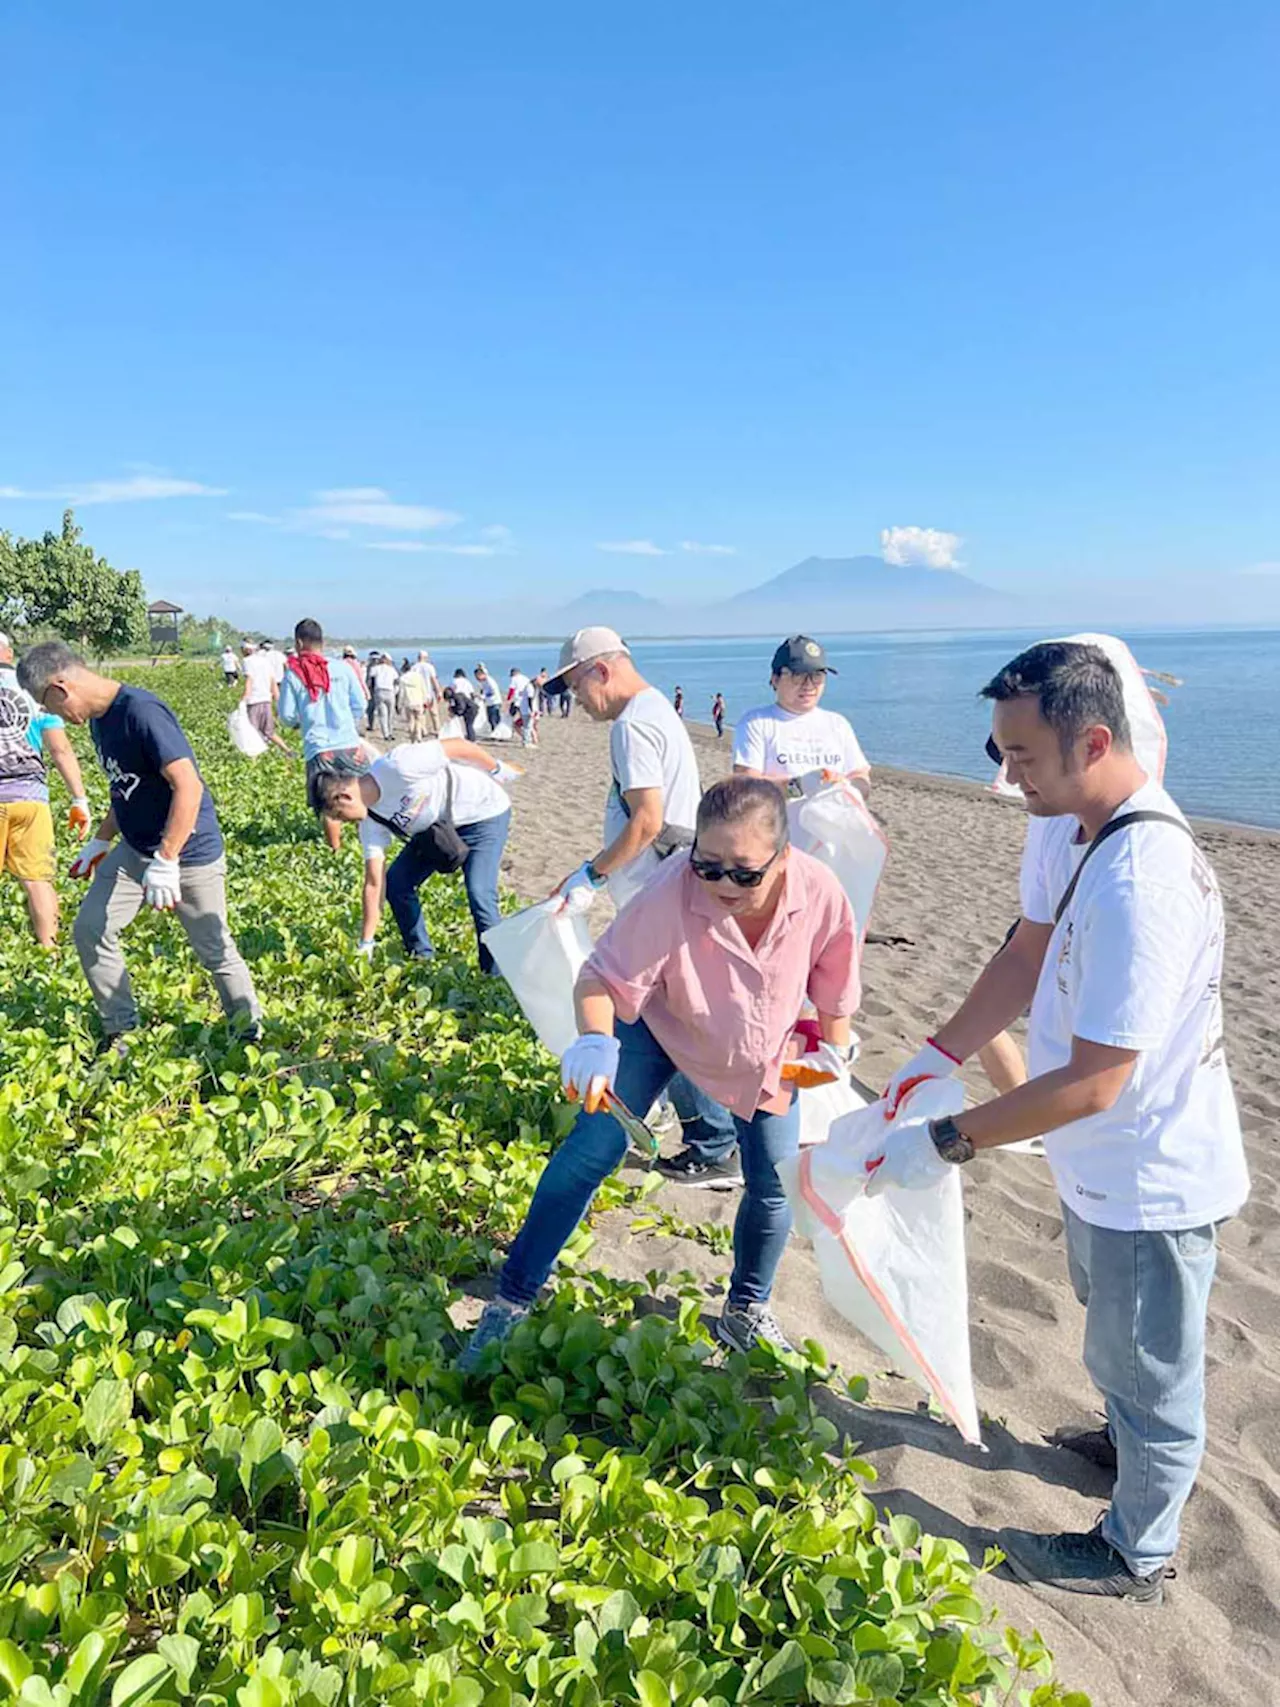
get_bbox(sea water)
[363,627,1280,830]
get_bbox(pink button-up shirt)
[583,848,861,1118]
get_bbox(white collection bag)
[481,898,593,1059]
[227,705,268,759]
[797,1073,869,1148]
[787,780,888,942]
[777,1077,981,1444]
[438,715,466,741]
[485,715,516,743]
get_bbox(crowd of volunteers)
[3,616,1248,1608]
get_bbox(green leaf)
[64,1634,110,1704]
[889,1513,921,1552]
[336,1535,374,1590]
[597,1589,640,1635]
[809,1660,858,1707]
[759,1641,809,1699]
[509,1541,559,1576]
[83,1378,132,1447]
[487,1414,518,1453]
[856,1652,904,1697]
[0,1640,33,1695]
[633,1673,668,1707]
[155,1636,200,1697]
[110,1654,172,1707]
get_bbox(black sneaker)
[654,1147,744,1190]
[1046,1423,1118,1479]
[998,1522,1166,1604]
[93,1032,133,1062]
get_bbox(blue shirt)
[90,685,223,864]
[0,663,61,803]
[277,656,366,760]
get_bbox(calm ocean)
[365,627,1280,831]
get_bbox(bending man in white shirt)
[877,640,1248,1605]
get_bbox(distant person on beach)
[733,636,870,797]
[1,629,91,946]
[543,626,741,1190]
[475,664,503,731]
[878,640,1249,1606]
[397,659,428,741]
[278,619,370,854]
[239,640,293,757]
[673,685,684,718]
[712,692,726,738]
[262,639,287,687]
[536,668,552,716]
[519,670,540,747]
[559,684,573,718]
[507,667,530,740]
[458,776,860,1371]
[448,669,479,740]
[413,652,442,736]
[220,645,240,687]
[18,642,261,1049]
[369,654,397,740]
[308,738,520,971]
[342,646,367,701]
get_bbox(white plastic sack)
[227,705,268,758]
[798,1073,870,1148]
[777,1077,981,1444]
[991,632,1168,798]
[787,780,888,941]
[485,716,516,743]
[438,715,466,740]
[481,898,593,1058]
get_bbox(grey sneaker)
[1046,1423,1118,1480]
[998,1522,1166,1604]
[655,1147,744,1190]
[715,1301,795,1356]
[457,1298,529,1374]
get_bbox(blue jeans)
[499,1017,799,1309]
[668,1072,739,1164]
[1063,1203,1217,1575]
[384,809,508,973]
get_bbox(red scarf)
[286,651,331,702]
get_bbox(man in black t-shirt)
[17,643,261,1047]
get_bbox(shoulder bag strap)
[366,806,408,842]
[1053,810,1193,925]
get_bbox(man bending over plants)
[17,642,262,1052]
[309,738,521,970]
[459,774,860,1370]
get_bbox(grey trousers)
[73,842,261,1035]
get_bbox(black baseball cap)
[771,635,838,676]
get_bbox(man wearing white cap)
[546,627,743,1189]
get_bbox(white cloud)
[479,524,515,544]
[298,487,460,532]
[880,525,963,569]
[227,510,278,524]
[1238,560,1280,576]
[364,540,497,556]
[1,474,226,504]
[679,540,736,556]
[597,539,668,556]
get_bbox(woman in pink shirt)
[461,776,861,1369]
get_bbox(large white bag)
[798,1073,869,1148]
[438,715,466,740]
[485,715,516,743]
[787,780,888,941]
[778,1077,981,1443]
[481,898,593,1058]
[227,705,268,759]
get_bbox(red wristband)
[927,1036,963,1066]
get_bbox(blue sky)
[2,0,1278,634]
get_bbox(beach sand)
[484,708,1280,1707]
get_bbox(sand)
[480,707,1280,1707]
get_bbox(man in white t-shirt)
[412,652,442,736]
[877,641,1248,1605]
[309,738,520,971]
[239,642,293,756]
[220,646,240,686]
[263,641,287,687]
[733,635,870,796]
[544,628,743,1189]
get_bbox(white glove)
[69,838,114,880]
[491,760,524,786]
[781,1038,851,1088]
[356,938,376,960]
[142,855,183,911]
[558,862,605,915]
[865,1119,952,1196]
[882,1038,962,1120]
[561,1032,621,1114]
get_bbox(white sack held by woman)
[482,898,593,1059]
[776,1076,981,1444]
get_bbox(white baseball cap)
[547,626,630,694]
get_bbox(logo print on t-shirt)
[102,756,142,801]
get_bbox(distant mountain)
[549,588,667,633]
[729,554,995,607]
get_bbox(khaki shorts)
[246,700,275,738]
[0,799,56,883]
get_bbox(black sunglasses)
[985,734,1002,766]
[690,843,782,888]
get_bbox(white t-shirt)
[520,680,539,717]
[370,662,397,695]
[508,672,529,703]
[399,670,426,708]
[1020,778,1248,1232]
[732,703,870,781]
[221,649,238,674]
[451,676,476,702]
[358,742,509,861]
[413,662,439,702]
[604,686,702,907]
[478,676,500,705]
[242,652,276,705]
[265,648,287,685]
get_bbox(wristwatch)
[928,1115,976,1166]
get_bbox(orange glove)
[67,797,92,840]
[781,1038,849,1089]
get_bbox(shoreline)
[680,716,1280,844]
